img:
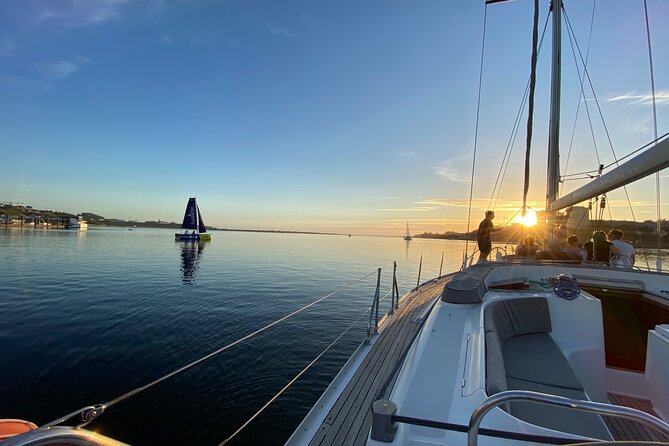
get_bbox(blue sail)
[181,198,199,230]
[197,205,207,233]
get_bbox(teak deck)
[605,392,669,442]
[307,278,449,446]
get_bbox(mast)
[546,0,562,243]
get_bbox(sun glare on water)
[514,210,537,227]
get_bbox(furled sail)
[181,197,199,230]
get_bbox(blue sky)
[1,0,667,235]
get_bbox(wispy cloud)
[433,154,473,183]
[161,34,172,44]
[607,91,669,107]
[41,57,91,79]
[398,150,417,158]
[374,206,437,212]
[270,26,294,37]
[34,0,128,29]
[419,198,545,212]
[435,166,470,183]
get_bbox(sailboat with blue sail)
[175,197,211,241]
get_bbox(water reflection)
[179,241,207,284]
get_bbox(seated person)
[608,229,635,268]
[562,235,586,262]
[584,231,612,263]
[516,235,539,257]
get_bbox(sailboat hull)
[175,233,211,241]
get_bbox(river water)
[0,227,469,445]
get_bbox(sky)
[0,0,668,235]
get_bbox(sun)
[514,210,537,227]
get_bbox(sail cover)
[197,205,207,233]
[181,198,199,230]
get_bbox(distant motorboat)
[403,222,412,241]
[65,216,88,230]
[175,197,211,241]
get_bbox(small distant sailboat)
[403,221,412,241]
[175,197,211,241]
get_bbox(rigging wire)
[601,131,669,169]
[563,2,602,181]
[464,3,488,261]
[40,266,385,428]
[489,12,551,212]
[642,0,662,271]
[521,0,540,218]
[219,269,421,445]
[562,6,651,270]
[561,0,597,194]
[219,303,372,445]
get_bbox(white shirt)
[611,239,635,268]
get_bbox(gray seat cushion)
[506,378,612,440]
[484,298,612,440]
[504,333,583,391]
[484,297,552,344]
[484,297,552,397]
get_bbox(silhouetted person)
[585,231,612,263]
[516,235,539,257]
[562,235,586,262]
[477,211,499,262]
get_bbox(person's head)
[485,210,495,220]
[608,229,624,241]
[567,235,579,246]
[592,231,607,243]
[524,235,535,246]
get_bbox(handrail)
[468,390,669,446]
[367,268,382,342]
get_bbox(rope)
[464,3,488,261]
[521,0,539,218]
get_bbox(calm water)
[0,227,467,446]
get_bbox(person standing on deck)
[477,211,499,262]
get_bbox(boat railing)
[371,390,669,445]
[468,390,669,446]
[367,262,402,343]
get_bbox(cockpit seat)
[484,297,612,440]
